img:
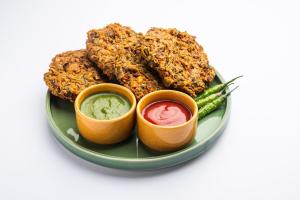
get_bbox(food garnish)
[198,85,239,119]
[195,75,242,100]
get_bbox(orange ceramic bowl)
[136,90,198,152]
[74,83,136,144]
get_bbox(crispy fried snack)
[141,28,215,97]
[86,23,162,100]
[44,50,105,102]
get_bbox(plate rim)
[46,71,231,169]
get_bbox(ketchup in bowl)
[142,100,192,126]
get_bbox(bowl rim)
[74,83,137,123]
[136,90,198,129]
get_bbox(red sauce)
[142,100,192,126]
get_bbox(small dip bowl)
[75,83,136,144]
[136,90,198,152]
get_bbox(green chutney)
[80,92,131,120]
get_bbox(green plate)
[46,72,230,170]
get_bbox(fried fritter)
[141,28,215,97]
[86,23,162,100]
[44,50,105,102]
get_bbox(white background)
[1,0,300,199]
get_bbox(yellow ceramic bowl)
[74,83,136,144]
[136,90,198,152]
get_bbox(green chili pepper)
[198,86,239,119]
[197,92,222,108]
[196,83,233,108]
[195,75,242,100]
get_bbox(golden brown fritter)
[86,23,162,100]
[141,28,215,97]
[44,50,105,102]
